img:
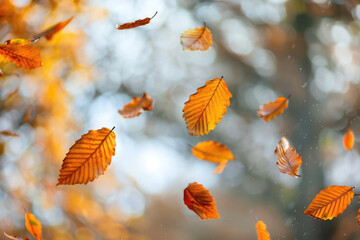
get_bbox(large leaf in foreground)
[57,127,116,185]
[180,26,212,51]
[183,77,232,136]
[25,212,41,240]
[183,182,219,220]
[274,136,302,177]
[257,96,288,122]
[256,221,271,240]
[304,185,354,220]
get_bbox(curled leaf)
[33,17,74,41]
[4,232,28,240]
[183,182,219,220]
[257,96,289,122]
[192,141,234,174]
[0,39,41,69]
[0,130,19,137]
[274,136,302,177]
[180,26,212,51]
[183,77,232,136]
[25,212,41,240]
[256,221,271,240]
[304,185,354,220]
[118,93,153,118]
[343,128,354,151]
[57,127,116,185]
[117,12,157,30]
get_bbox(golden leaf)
[0,39,41,69]
[33,17,74,41]
[117,12,157,30]
[304,185,354,220]
[192,141,235,174]
[57,127,116,185]
[118,93,153,118]
[183,182,219,220]
[256,221,271,240]
[343,128,354,151]
[274,136,302,177]
[180,26,213,51]
[183,77,232,136]
[25,212,41,240]
[257,96,289,122]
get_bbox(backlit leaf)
[57,127,116,185]
[274,136,302,177]
[192,141,235,174]
[25,212,41,240]
[118,93,153,118]
[33,17,74,40]
[304,185,354,220]
[343,128,354,151]
[4,232,29,240]
[117,12,157,30]
[180,26,212,51]
[183,77,232,136]
[0,39,41,69]
[183,182,219,220]
[257,96,289,122]
[256,221,271,240]
[0,130,19,137]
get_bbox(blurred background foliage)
[1,0,360,239]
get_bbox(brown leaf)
[357,209,360,226]
[192,141,235,174]
[304,185,354,220]
[257,96,289,122]
[33,17,74,41]
[25,212,41,240]
[117,12,157,30]
[22,106,32,123]
[0,39,41,69]
[4,232,28,240]
[57,127,116,185]
[118,93,153,118]
[274,136,302,177]
[180,26,213,51]
[343,128,354,151]
[183,182,219,220]
[183,77,232,136]
[256,221,271,240]
[0,130,19,137]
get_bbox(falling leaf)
[33,17,74,41]
[118,93,153,118]
[274,136,302,177]
[183,77,232,136]
[343,128,354,151]
[304,185,354,220]
[357,209,360,226]
[22,106,32,123]
[117,12,157,30]
[0,130,19,137]
[256,221,271,240]
[180,25,212,51]
[0,39,41,69]
[192,141,235,174]
[4,39,32,45]
[4,232,29,240]
[257,96,289,122]
[3,86,19,101]
[25,212,41,240]
[57,127,116,185]
[184,182,219,220]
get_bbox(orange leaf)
[304,185,354,220]
[343,128,354,151]
[33,17,74,41]
[192,141,235,174]
[183,182,219,220]
[183,77,232,136]
[57,127,116,185]
[118,93,153,118]
[274,136,302,177]
[357,209,360,226]
[256,221,271,240]
[0,39,41,69]
[180,26,213,51]
[0,130,19,137]
[25,212,41,240]
[117,12,157,30]
[257,96,289,122]
[4,232,29,240]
